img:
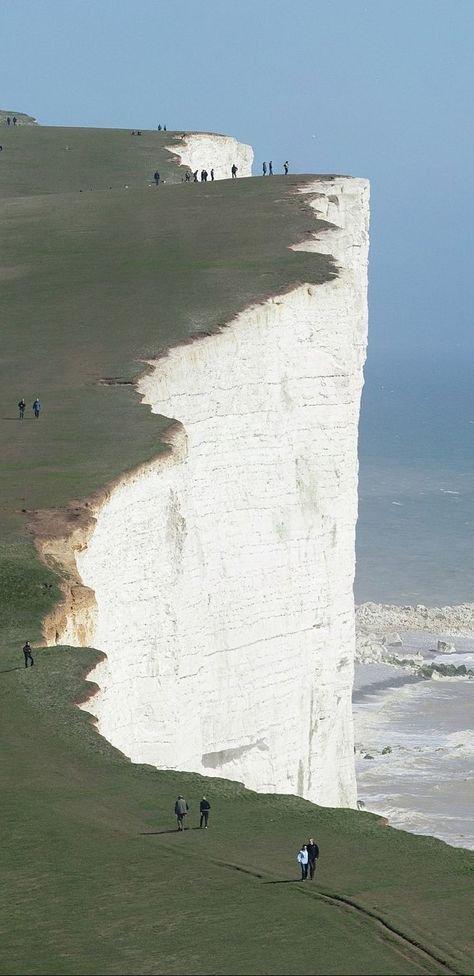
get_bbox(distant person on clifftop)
[18,398,25,419]
[32,397,41,419]
[193,170,199,182]
[283,160,289,175]
[201,169,208,182]
[210,168,214,181]
[23,641,34,668]
[307,838,319,880]
[13,116,17,126]
[163,125,167,131]
[175,795,189,830]
[199,797,211,828]
[269,160,273,175]
[262,161,267,176]
[157,124,162,131]
[184,170,191,182]
[6,116,11,126]
[231,164,238,178]
[297,845,309,880]
[153,170,160,186]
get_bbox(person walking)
[199,797,211,828]
[262,162,267,176]
[269,160,273,175]
[210,168,214,181]
[297,844,309,880]
[283,160,289,175]
[153,170,160,186]
[23,641,34,668]
[18,398,25,419]
[193,170,199,182]
[231,163,238,178]
[307,838,319,880]
[6,116,11,126]
[13,116,17,126]
[32,397,41,419]
[174,795,189,830]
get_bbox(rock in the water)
[381,745,392,755]
[437,640,456,654]
[382,633,403,647]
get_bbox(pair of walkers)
[297,838,319,880]
[174,794,211,830]
[18,397,41,419]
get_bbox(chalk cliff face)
[57,175,369,808]
[167,132,253,179]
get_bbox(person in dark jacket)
[23,641,34,668]
[269,160,273,175]
[210,168,214,181]
[307,838,319,879]
[174,795,189,830]
[18,398,25,419]
[283,160,289,175]
[262,161,267,176]
[153,170,160,186]
[199,797,211,828]
[32,397,41,419]
[231,163,238,178]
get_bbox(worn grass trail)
[0,124,472,975]
[1,644,472,975]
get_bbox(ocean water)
[353,353,474,848]
[356,353,474,605]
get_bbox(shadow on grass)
[141,826,205,835]
[262,879,303,885]
[0,667,23,674]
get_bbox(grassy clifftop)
[0,123,472,976]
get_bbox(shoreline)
[353,615,474,851]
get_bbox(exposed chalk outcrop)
[167,132,253,179]
[54,176,369,808]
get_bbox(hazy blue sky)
[1,0,473,362]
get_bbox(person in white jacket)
[297,845,309,880]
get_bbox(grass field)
[0,121,472,975]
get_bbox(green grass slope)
[0,123,472,975]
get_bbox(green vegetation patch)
[0,125,472,975]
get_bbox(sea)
[354,352,474,849]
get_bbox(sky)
[1,0,473,364]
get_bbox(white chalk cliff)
[56,168,369,808]
[167,132,253,179]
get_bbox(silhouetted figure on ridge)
[231,163,238,178]
[157,124,162,131]
[283,160,289,175]
[18,398,25,419]
[6,116,11,126]
[210,168,214,181]
[269,160,273,175]
[193,170,199,182]
[262,161,267,176]
[12,116,17,126]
